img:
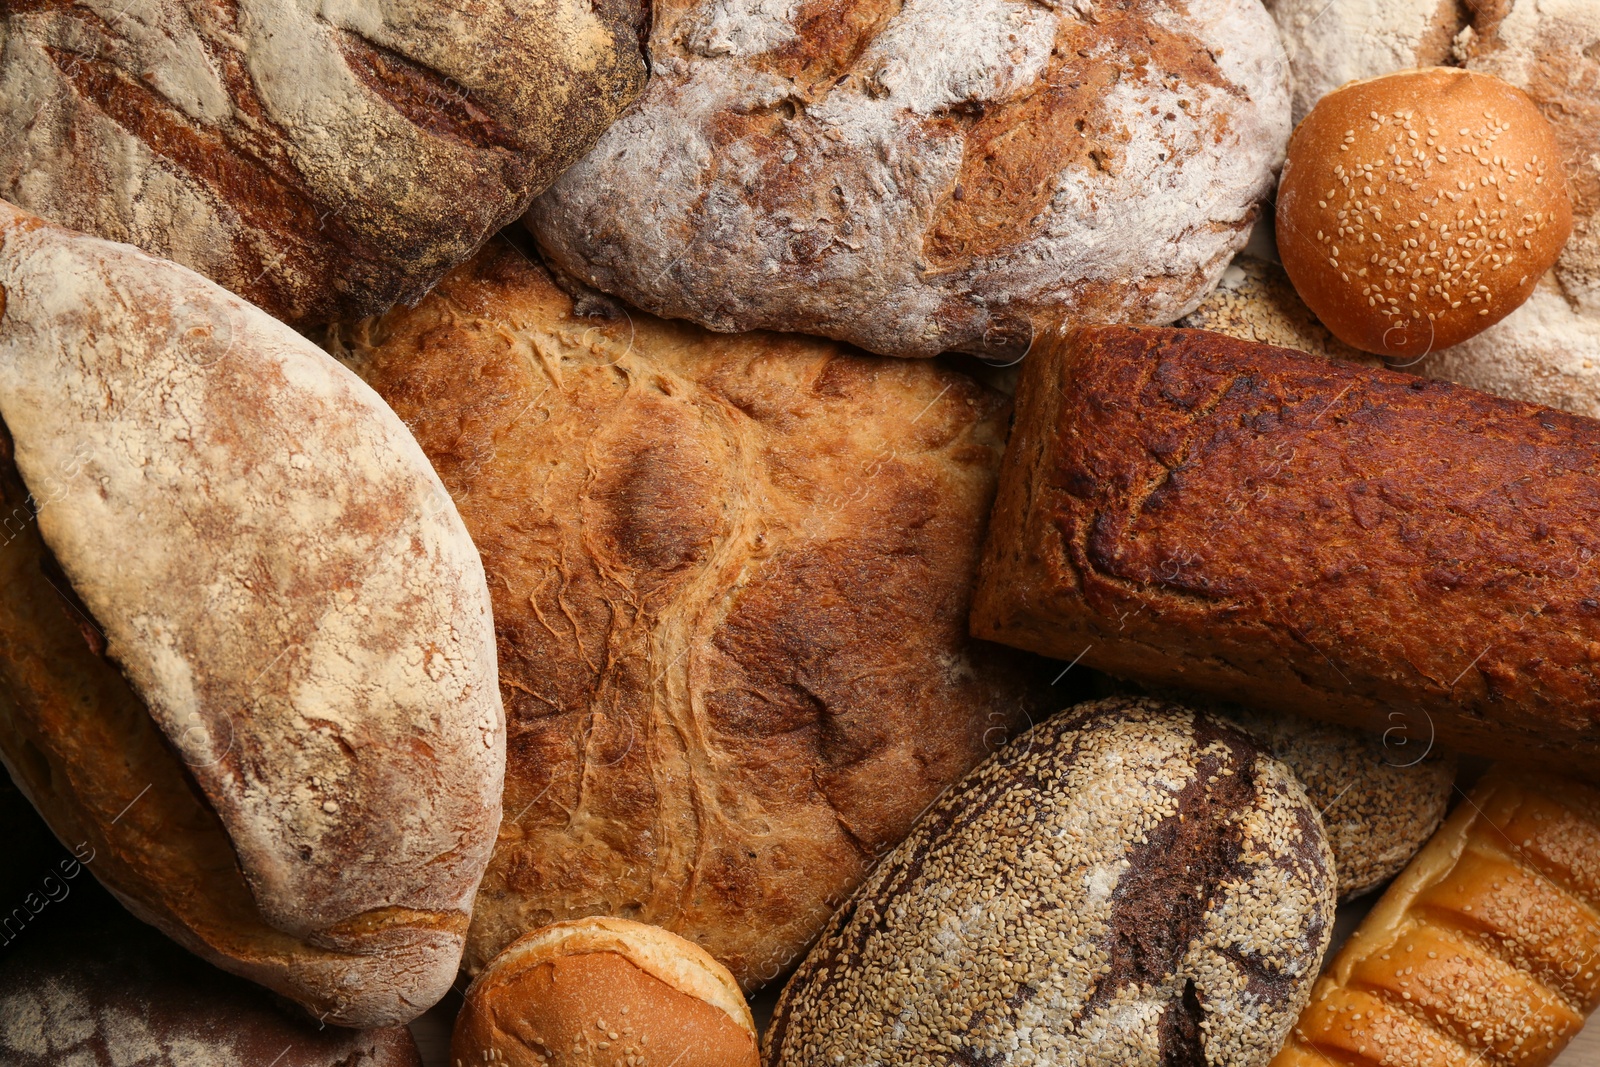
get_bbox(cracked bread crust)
[0,202,503,1027]
[529,0,1291,360]
[0,0,648,325]
[970,324,1600,772]
[764,697,1335,1067]
[336,240,1053,989]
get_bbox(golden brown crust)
[339,241,1052,990]
[971,324,1600,772]
[1277,67,1573,358]
[453,919,759,1067]
[1271,768,1600,1067]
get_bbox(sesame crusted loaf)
[334,240,1053,991]
[0,202,503,1027]
[1218,707,1456,899]
[1097,675,1457,899]
[0,0,648,325]
[1271,767,1600,1067]
[970,324,1600,772]
[764,697,1336,1067]
[528,0,1291,360]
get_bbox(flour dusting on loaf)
[531,0,1291,359]
[0,201,503,1026]
[0,0,648,323]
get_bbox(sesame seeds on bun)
[1276,67,1573,360]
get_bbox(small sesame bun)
[451,917,759,1067]
[1277,67,1573,359]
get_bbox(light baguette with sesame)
[1271,768,1600,1067]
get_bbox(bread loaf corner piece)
[529,0,1290,360]
[0,200,504,1027]
[765,696,1336,1067]
[1272,768,1600,1067]
[0,0,648,325]
[340,239,1055,991]
[971,323,1600,771]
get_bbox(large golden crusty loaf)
[971,324,1600,772]
[0,202,503,1027]
[1272,768,1600,1067]
[337,240,1052,989]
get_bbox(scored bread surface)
[764,697,1336,1067]
[338,241,1049,989]
[0,202,503,1027]
[1273,768,1600,1067]
[530,0,1291,359]
[0,0,649,324]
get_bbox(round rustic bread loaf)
[1217,707,1456,899]
[764,697,1337,1067]
[1277,67,1572,358]
[0,892,422,1066]
[0,0,647,325]
[453,917,759,1067]
[0,201,503,1027]
[334,239,1055,990]
[529,0,1291,360]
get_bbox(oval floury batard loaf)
[1272,768,1600,1067]
[0,900,423,1066]
[452,918,760,1067]
[763,698,1337,1067]
[0,201,504,1027]
[528,0,1292,360]
[335,240,1053,989]
[0,0,648,325]
[969,324,1600,772]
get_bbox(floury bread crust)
[0,0,648,325]
[0,902,424,1066]
[764,698,1336,1067]
[970,325,1600,772]
[0,202,503,1027]
[338,241,1052,989]
[530,0,1292,360]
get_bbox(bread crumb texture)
[764,697,1336,1067]
[336,241,1050,991]
[530,0,1291,359]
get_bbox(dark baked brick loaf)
[971,325,1600,772]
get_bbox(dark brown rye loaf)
[970,325,1600,772]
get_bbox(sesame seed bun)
[1277,67,1573,359]
[451,917,759,1067]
